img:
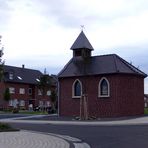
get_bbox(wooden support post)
[80,95,83,120]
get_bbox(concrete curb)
[1,116,148,126]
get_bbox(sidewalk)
[0,115,148,148]
[0,115,92,148]
[0,131,69,148]
[1,114,148,126]
[0,130,90,148]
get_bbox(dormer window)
[17,76,22,80]
[36,78,40,82]
[9,73,14,80]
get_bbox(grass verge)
[144,108,148,115]
[0,123,19,132]
[19,110,48,115]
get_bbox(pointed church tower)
[70,31,94,58]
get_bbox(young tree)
[3,88,11,110]
[3,88,11,102]
[50,90,57,112]
[37,74,52,96]
[0,36,4,82]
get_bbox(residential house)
[0,65,56,110]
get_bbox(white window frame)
[19,88,25,94]
[38,89,42,95]
[47,90,51,96]
[9,100,13,106]
[72,79,82,98]
[39,101,44,107]
[19,100,25,107]
[9,73,14,80]
[9,87,15,94]
[98,77,110,98]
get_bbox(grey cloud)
[32,0,148,29]
[0,0,14,30]
[114,45,148,74]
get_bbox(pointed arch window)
[72,79,82,98]
[99,77,110,97]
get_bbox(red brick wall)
[1,82,52,109]
[59,74,144,118]
[0,82,6,108]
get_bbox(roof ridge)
[5,65,42,73]
[91,53,116,58]
[58,58,73,77]
[112,54,119,72]
[115,55,147,77]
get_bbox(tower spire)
[70,31,94,58]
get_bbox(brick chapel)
[58,31,147,118]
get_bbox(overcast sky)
[0,0,148,92]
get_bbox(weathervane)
[80,25,85,31]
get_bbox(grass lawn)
[0,123,19,132]
[0,110,48,115]
[19,110,48,115]
[144,108,148,115]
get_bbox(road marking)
[50,133,91,148]
[0,131,70,148]
[74,142,91,148]
[23,130,91,148]
[50,133,81,142]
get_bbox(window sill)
[98,95,110,98]
[72,96,81,99]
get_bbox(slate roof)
[4,65,43,84]
[70,31,94,50]
[58,54,147,78]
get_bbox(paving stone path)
[0,131,69,148]
[0,130,90,148]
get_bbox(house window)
[9,87,15,94]
[9,73,14,80]
[72,79,82,98]
[19,100,25,107]
[28,88,32,95]
[98,77,110,97]
[38,89,42,95]
[39,101,44,107]
[13,99,19,108]
[47,90,51,96]
[19,88,25,94]
[9,100,13,106]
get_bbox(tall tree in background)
[3,88,11,102]
[37,74,57,113]
[50,90,57,112]
[0,35,4,82]
[37,74,52,96]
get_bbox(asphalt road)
[0,114,31,119]
[10,122,148,148]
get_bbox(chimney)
[22,64,25,68]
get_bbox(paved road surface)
[9,122,148,148]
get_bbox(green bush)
[12,108,19,113]
[144,108,148,115]
[0,123,11,130]
[0,123,19,132]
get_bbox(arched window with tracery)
[72,79,82,98]
[99,77,110,97]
